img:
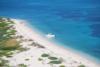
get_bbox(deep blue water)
[0,0,100,61]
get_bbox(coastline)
[12,19,100,67]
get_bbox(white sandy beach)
[7,19,100,67]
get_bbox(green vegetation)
[59,65,66,67]
[25,58,30,61]
[18,64,27,67]
[0,50,13,57]
[78,64,85,67]
[38,58,43,61]
[0,58,10,67]
[0,17,23,67]
[48,57,58,60]
[0,18,15,41]
[39,53,64,67]
[17,47,29,52]
[49,60,62,64]
[41,53,49,57]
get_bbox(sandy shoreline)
[11,19,99,67]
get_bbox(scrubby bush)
[49,60,62,64]
[78,64,85,67]
[48,57,58,60]
[59,65,66,67]
[41,53,49,57]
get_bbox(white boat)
[46,33,55,39]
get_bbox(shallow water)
[0,0,100,61]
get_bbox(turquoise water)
[0,0,100,61]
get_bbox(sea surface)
[0,0,100,62]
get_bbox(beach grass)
[0,17,25,67]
